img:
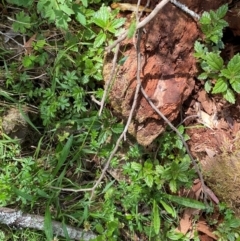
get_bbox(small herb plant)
[194,4,240,103]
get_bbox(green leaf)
[204,80,212,93]
[53,135,73,176]
[227,53,240,74]
[223,88,235,104]
[156,165,164,174]
[198,72,208,80]
[177,125,184,134]
[111,123,124,133]
[169,180,177,193]
[6,0,34,7]
[44,206,53,241]
[13,188,33,202]
[194,41,207,59]
[59,4,74,16]
[160,200,176,218]
[221,68,233,79]
[118,56,128,66]
[110,18,125,31]
[153,200,160,235]
[145,174,153,188]
[164,194,206,209]
[230,77,240,93]
[212,78,228,93]
[81,0,88,7]
[200,12,211,25]
[12,11,31,33]
[95,223,104,234]
[175,139,183,149]
[205,52,223,71]
[75,11,86,26]
[216,4,228,18]
[94,31,106,48]
[92,5,110,29]
[127,20,136,39]
[131,162,142,171]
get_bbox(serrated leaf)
[59,4,74,16]
[198,72,208,80]
[160,200,176,218]
[92,5,110,29]
[205,52,223,71]
[227,53,240,74]
[110,18,125,30]
[216,4,228,18]
[223,88,235,104]
[230,78,240,93]
[131,162,142,171]
[164,194,206,209]
[175,139,183,149]
[169,180,177,193]
[212,78,228,93]
[200,12,211,25]
[221,68,233,79]
[111,123,124,134]
[210,35,220,44]
[93,31,106,48]
[177,125,184,134]
[145,174,153,188]
[204,80,212,93]
[153,200,160,235]
[177,173,188,182]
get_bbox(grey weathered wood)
[0,207,96,240]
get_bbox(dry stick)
[98,44,120,116]
[106,0,170,52]
[140,86,208,203]
[0,207,96,241]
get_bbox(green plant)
[194,4,240,103]
[212,204,240,241]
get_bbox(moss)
[203,134,240,217]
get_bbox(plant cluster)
[194,4,240,103]
[1,0,240,240]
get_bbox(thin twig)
[99,44,120,116]
[170,0,200,20]
[106,0,170,52]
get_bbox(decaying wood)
[0,207,96,241]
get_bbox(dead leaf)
[24,33,37,55]
[197,221,217,240]
[176,208,198,234]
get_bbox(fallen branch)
[0,207,96,241]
